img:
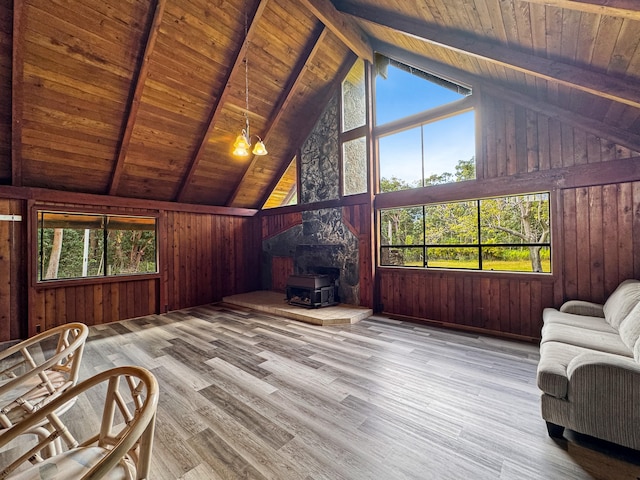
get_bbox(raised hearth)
[222,291,372,326]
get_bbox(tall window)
[341,58,368,196]
[380,193,551,273]
[375,56,475,192]
[38,211,157,282]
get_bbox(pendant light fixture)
[233,9,267,157]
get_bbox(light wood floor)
[8,303,640,479]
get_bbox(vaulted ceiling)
[1,0,639,210]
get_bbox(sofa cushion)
[619,301,640,351]
[540,323,633,357]
[602,279,640,329]
[542,308,617,333]
[537,341,592,398]
[635,336,640,363]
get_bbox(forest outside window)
[37,211,157,282]
[380,193,551,273]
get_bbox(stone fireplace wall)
[299,93,339,204]
[262,92,362,305]
[262,208,359,304]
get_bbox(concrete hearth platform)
[222,290,372,326]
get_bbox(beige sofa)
[536,279,640,450]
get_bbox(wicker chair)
[0,323,88,456]
[0,366,159,479]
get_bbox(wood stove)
[286,274,337,308]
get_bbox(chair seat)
[0,371,72,427]
[7,446,136,480]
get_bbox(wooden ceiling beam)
[520,0,640,21]
[108,0,167,195]
[175,0,269,203]
[373,41,640,154]
[338,3,640,110]
[226,24,327,207]
[299,0,373,63]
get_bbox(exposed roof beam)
[108,0,167,195]
[373,41,640,154]
[520,0,640,21]
[257,51,358,209]
[338,3,640,109]
[226,24,327,207]
[176,0,269,202]
[299,0,373,62]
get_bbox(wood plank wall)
[0,195,260,340]
[378,270,555,338]
[342,203,374,309]
[271,256,294,292]
[481,95,638,179]
[0,1,11,182]
[0,199,24,341]
[376,93,640,340]
[165,211,261,311]
[561,183,640,305]
[30,279,158,335]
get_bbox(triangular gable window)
[262,156,298,209]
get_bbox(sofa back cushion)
[602,279,640,329]
[619,301,640,352]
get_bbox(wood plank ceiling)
[1,0,639,209]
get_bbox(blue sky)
[376,64,476,186]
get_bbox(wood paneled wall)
[561,183,639,305]
[343,203,374,309]
[481,95,638,179]
[0,192,260,340]
[376,92,640,340]
[0,1,11,182]
[379,270,554,339]
[261,211,302,239]
[30,279,158,335]
[0,199,24,341]
[165,211,261,311]
[271,256,294,292]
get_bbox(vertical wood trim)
[159,211,168,313]
[109,0,167,195]
[11,0,24,187]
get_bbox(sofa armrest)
[559,300,605,317]
[565,352,640,449]
[566,352,640,448]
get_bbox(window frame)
[32,205,160,287]
[378,192,552,274]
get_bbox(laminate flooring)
[5,303,640,479]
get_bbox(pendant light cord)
[244,8,250,137]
